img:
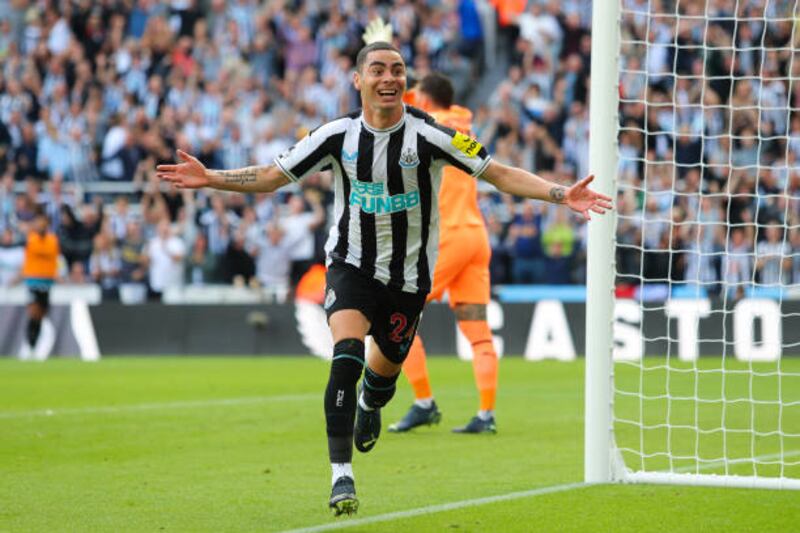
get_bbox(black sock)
[361,367,399,409]
[27,318,41,347]
[324,339,365,463]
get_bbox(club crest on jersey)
[399,148,420,168]
[341,149,359,162]
[451,132,482,158]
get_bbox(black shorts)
[324,261,427,364]
[29,287,50,311]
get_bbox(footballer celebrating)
[157,41,611,516]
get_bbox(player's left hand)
[564,175,613,221]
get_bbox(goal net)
[586,0,800,489]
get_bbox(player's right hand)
[156,150,210,189]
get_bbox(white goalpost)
[586,0,800,489]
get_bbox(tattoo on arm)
[219,168,258,185]
[549,186,566,204]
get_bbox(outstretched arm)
[479,160,613,221]
[156,150,291,193]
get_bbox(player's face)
[355,49,407,113]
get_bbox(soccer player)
[20,206,60,361]
[156,41,611,516]
[389,72,499,435]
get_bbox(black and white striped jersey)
[275,105,491,294]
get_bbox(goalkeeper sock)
[459,320,498,412]
[402,335,433,400]
[324,339,365,464]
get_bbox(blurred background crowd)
[0,0,797,301]
[614,0,800,298]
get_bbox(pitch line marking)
[282,482,589,533]
[285,450,800,532]
[0,393,318,419]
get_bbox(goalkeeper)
[390,72,499,434]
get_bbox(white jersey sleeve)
[274,120,348,182]
[415,114,492,178]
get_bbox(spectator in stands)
[615,191,641,282]
[254,126,292,168]
[89,231,122,300]
[674,126,702,176]
[732,128,759,169]
[561,101,589,178]
[199,193,238,263]
[0,174,14,232]
[222,227,256,287]
[0,227,23,287]
[39,176,74,234]
[99,115,129,181]
[790,229,800,284]
[723,226,755,300]
[119,220,148,285]
[756,223,792,286]
[65,125,98,183]
[515,2,561,63]
[11,189,35,233]
[250,221,294,298]
[109,196,135,243]
[282,22,317,81]
[457,0,485,76]
[542,207,577,284]
[12,121,38,180]
[282,190,324,287]
[506,201,545,283]
[185,233,218,285]
[220,123,250,170]
[485,213,510,284]
[57,204,94,272]
[144,218,186,301]
[680,219,719,290]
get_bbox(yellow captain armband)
[451,132,483,158]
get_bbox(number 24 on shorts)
[388,312,419,343]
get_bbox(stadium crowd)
[0,0,797,301]
[614,0,800,297]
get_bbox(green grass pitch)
[1,356,798,532]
